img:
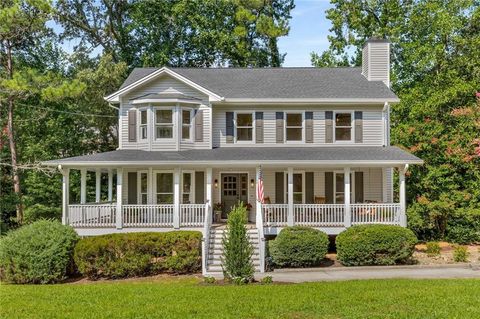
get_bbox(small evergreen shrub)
[0,220,79,284]
[452,245,469,262]
[269,226,329,268]
[261,276,273,284]
[336,225,417,266]
[221,203,254,282]
[426,242,441,257]
[203,276,216,284]
[74,231,202,279]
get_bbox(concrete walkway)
[255,264,480,283]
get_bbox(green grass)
[1,277,480,318]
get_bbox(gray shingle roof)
[44,146,422,166]
[118,67,398,100]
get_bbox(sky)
[278,0,334,67]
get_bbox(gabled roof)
[107,67,399,103]
[43,146,422,167]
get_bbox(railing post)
[61,167,70,225]
[399,165,408,227]
[344,167,351,227]
[173,167,181,229]
[116,168,123,229]
[287,167,294,226]
[255,166,262,229]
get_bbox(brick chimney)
[361,37,390,87]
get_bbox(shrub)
[452,245,469,262]
[203,276,216,284]
[260,276,273,284]
[426,242,441,257]
[336,225,417,266]
[269,226,329,268]
[446,224,480,245]
[0,220,79,284]
[74,231,202,279]
[221,203,254,282]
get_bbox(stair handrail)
[256,202,266,273]
[202,201,212,275]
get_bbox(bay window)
[155,109,173,139]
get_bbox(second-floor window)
[285,112,303,141]
[334,112,353,142]
[236,112,253,141]
[139,109,148,140]
[155,109,173,139]
[182,109,192,140]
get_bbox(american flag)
[256,166,265,204]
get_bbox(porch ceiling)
[43,146,423,168]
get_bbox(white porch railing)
[202,202,212,275]
[122,205,174,227]
[180,204,206,227]
[351,203,401,225]
[294,204,345,227]
[68,204,116,227]
[262,204,289,226]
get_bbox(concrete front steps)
[205,227,261,275]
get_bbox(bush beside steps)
[74,231,202,279]
[336,224,418,266]
[269,226,329,268]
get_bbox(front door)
[221,173,248,219]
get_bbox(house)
[44,38,422,274]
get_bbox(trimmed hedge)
[336,224,417,266]
[0,220,79,284]
[269,226,329,268]
[74,231,202,279]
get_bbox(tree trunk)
[5,42,23,223]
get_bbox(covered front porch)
[59,164,410,236]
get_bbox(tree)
[312,0,480,241]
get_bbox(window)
[334,172,354,204]
[155,109,173,139]
[139,110,148,140]
[236,113,253,141]
[138,171,148,204]
[285,113,303,141]
[182,109,192,140]
[334,112,353,142]
[285,172,304,204]
[182,172,193,204]
[156,172,173,204]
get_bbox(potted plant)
[213,202,223,222]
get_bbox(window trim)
[137,170,149,204]
[333,110,355,143]
[333,171,355,204]
[181,170,195,204]
[284,111,304,143]
[138,108,149,141]
[154,107,175,141]
[284,171,305,204]
[153,170,174,204]
[234,111,255,143]
[181,108,193,142]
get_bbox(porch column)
[61,168,70,225]
[80,168,87,204]
[287,167,294,226]
[344,167,351,227]
[173,167,181,229]
[255,166,262,229]
[107,169,113,202]
[116,168,123,229]
[399,165,408,227]
[95,168,101,203]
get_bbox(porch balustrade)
[262,204,289,226]
[123,204,174,227]
[180,204,206,227]
[294,204,345,227]
[68,203,116,227]
[351,203,401,225]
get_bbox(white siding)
[365,42,390,86]
[212,106,384,147]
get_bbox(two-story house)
[45,38,422,274]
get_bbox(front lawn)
[1,277,479,318]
